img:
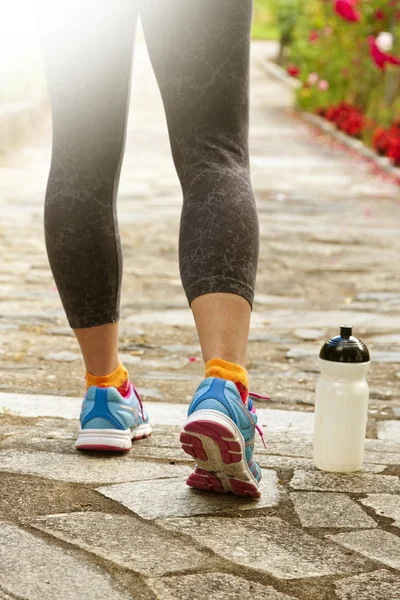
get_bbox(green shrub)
[282,0,400,131]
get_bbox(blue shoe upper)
[80,386,147,431]
[188,377,261,481]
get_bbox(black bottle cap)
[319,325,370,363]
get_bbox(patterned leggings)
[40,0,259,328]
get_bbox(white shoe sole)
[180,409,261,497]
[76,422,152,452]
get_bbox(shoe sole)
[180,409,261,498]
[75,423,152,452]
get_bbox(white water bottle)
[314,325,370,473]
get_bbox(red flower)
[374,9,385,19]
[322,102,367,138]
[287,65,300,77]
[340,113,366,138]
[387,139,400,165]
[368,36,400,70]
[372,125,400,165]
[373,128,391,155]
[334,0,361,22]
[309,30,319,42]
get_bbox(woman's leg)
[38,1,139,379]
[140,0,258,386]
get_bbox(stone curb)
[261,58,301,90]
[0,94,49,155]
[261,58,400,182]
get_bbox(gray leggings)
[40,0,259,329]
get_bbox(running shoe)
[180,377,269,497]
[76,382,151,451]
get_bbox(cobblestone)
[146,574,296,600]
[329,529,400,570]
[97,470,281,519]
[291,469,400,493]
[334,570,400,600]
[0,523,131,600]
[290,492,377,529]
[360,494,400,529]
[0,38,399,598]
[0,450,191,483]
[30,512,208,576]
[377,420,400,442]
[159,516,370,579]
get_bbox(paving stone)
[290,469,400,493]
[0,393,316,435]
[140,358,187,369]
[248,333,295,344]
[377,421,400,442]
[290,492,377,528]
[360,494,400,528]
[253,294,307,308]
[256,409,314,435]
[43,351,82,362]
[334,569,400,600]
[127,310,195,326]
[258,310,400,331]
[146,573,296,600]
[0,419,77,452]
[0,392,187,424]
[293,329,325,341]
[46,326,74,336]
[357,292,400,302]
[258,433,314,458]
[136,387,165,401]
[372,352,400,363]
[0,392,81,418]
[0,450,191,483]
[393,407,400,418]
[286,347,318,359]
[0,323,19,332]
[365,438,400,453]
[351,463,386,473]
[256,455,384,472]
[141,372,198,381]
[329,530,400,570]
[257,455,316,470]
[369,334,400,344]
[97,470,281,519]
[130,445,188,462]
[0,523,131,600]
[160,344,201,354]
[363,451,400,466]
[118,353,142,365]
[30,512,207,576]
[159,516,370,579]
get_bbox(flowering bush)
[319,102,369,137]
[373,121,400,164]
[280,0,400,164]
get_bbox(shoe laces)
[248,390,270,449]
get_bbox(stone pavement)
[0,37,400,599]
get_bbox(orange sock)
[85,362,130,395]
[205,358,249,405]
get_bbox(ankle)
[205,358,249,404]
[86,362,129,393]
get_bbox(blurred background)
[0,1,400,400]
[1,0,399,160]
